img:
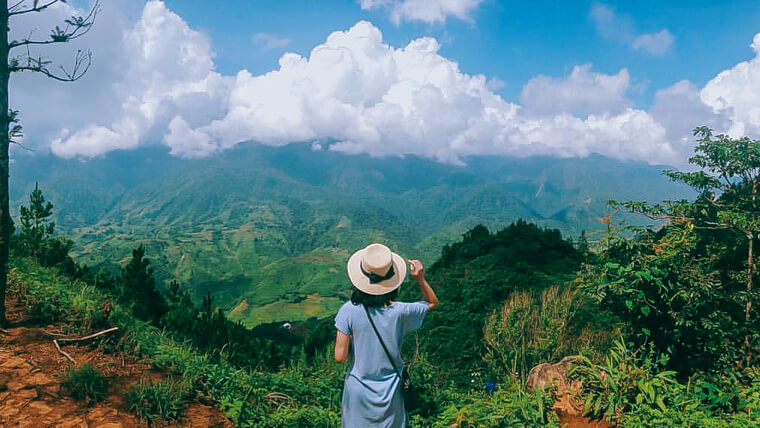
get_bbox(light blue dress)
[334,301,428,428]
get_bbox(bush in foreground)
[126,377,190,424]
[61,364,107,403]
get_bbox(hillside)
[11,144,692,326]
[1,257,235,426]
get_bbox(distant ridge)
[11,142,692,326]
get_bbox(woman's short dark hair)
[350,288,398,308]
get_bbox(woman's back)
[335,301,428,427]
[335,301,427,378]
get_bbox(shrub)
[483,285,617,382]
[431,377,559,427]
[61,364,107,403]
[483,286,574,380]
[263,405,341,427]
[126,377,190,424]
[403,221,583,384]
[570,339,678,421]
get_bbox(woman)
[334,243,439,428]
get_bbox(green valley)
[11,143,691,326]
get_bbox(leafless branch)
[628,209,731,230]
[53,338,76,364]
[51,327,119,365]
[9,0,62,16]
[10,140,35,152]
[8,0,28,13]
[9,2,99,49]
[10,49,92,81]
[56,326,119,343]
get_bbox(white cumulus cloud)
[359,0,484,25]
[48,0,232,158]
[650,80,731,152]
[520,65,630,116]
[179,21,676,164]
[11,1,760,168]
[700,33,760,137]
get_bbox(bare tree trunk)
[747,179,759,367]
[746,232,755,367]
[0,0,9,327]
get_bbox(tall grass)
[483,285,574,380]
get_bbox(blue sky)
[163,0,760,108]
[10,0,760,165]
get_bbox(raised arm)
[409,260,439,311]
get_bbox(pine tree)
[18,182,54,257]
[119,245,167,325]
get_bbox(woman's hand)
[410,259,438,310]
[409,259,425,281]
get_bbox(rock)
[27,400,54,415]
[55,417,88,428]
[86,406,118,421]
[24,372,54,386]
[0,405,20,419]
[526,356,585,416]
[1,356,29,370]
[16,387,39,400]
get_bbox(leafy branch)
[7,109,32,151]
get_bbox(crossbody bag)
[363,304,420,414]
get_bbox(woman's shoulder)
[337,301,362,315]
[393,301,429,317]
[394,300,427,309]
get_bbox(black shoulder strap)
[363,304,402,379]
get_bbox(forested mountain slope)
[11,143,691,326]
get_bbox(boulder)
[526,356,584,416]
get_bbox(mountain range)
[11,142,692,326]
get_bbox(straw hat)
[347,243,407,295]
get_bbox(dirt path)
[1,291,233,427]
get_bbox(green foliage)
[407,220,583,383]
[484,286,594,381]
[61,364,108,403]
[571,340,677,420]
[570,340,760,426]
[19,134,760,427]
[118,245,168,325]
[38,236,76,269]
[577,230,590,256]
[160,280,298,370]
[430,377,559,427]
[611,127,760,368]
[12,146,691,327]
[126,377,190,424]
[580,225,742,373]
[14,212,760,427]
[18,182,55,258]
